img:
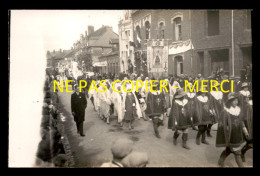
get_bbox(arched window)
[173,17,182,41]
[159,22,165,39]
[145,21,150,39]
[135,25,141,48]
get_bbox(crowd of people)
[46,64,253,167]
[35,71,68,167]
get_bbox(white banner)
[93,61,107,67]
[168,39,194,55]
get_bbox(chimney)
[88,25,94,35]
[85,30,88,37]
[60,49,62,53]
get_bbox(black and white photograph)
[9,9,253,167]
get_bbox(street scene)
[37,10,252,167]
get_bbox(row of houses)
[46,25,120,75]
[119,9,252,78]
[47,9,252,78]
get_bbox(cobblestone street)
[57,90,253,167]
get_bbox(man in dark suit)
[71,85,87,136]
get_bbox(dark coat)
[243,103,253,141]
[168,99,192,130]
[124,92,137,121]
[208,93,224,124]
[216,107,246,148]
[192,96,213,126]
[71,92,87,122]
[145,92,166,117]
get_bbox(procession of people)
[45,63,253,167]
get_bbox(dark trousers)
[219,147,244,167]
[76,121,84,135]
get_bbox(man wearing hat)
[168,88,192,150]
[208,81,224,137]
[193,87,214,145]
[101,138,133,167]
[71,84,87,136]
[216,92,248,167]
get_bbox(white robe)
[112,91,125,123]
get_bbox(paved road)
[57,90,253,167]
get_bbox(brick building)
[97,39,120,74]
[128,10,251,78]
[73,25,119,73]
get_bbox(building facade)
[97,39,120,75]
[128,10,251,78]
[73,25,119,73]
[118,10,135,74]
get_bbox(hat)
[175,88,187,99]
[241,82,249,88]
[212,81,221,87]
[111,138,134,159]
[121,152,149,167]
[226,92,239,104]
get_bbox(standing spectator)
[71,85,87,136]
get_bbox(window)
[136,26,141,39]
[159,22,165,39]
[145,21,150,39]
[135,25,141,48]
[173,17,182,41]
[207,10,220,36]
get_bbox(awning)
[169,39,194,55]
[93,61,107,67]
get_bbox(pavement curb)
[57,113,76,167]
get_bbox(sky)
[12,10,125,53]
[9,10,124,167]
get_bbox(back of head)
[121,151,149,167]
[111,138,134,160]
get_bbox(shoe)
[173,138,177,145]
[207,131,212,138]
[173,132,179,145]
[155,133,161,138]
[182,141,190,150]
[196,137,200,145]
[80,134,85,137]
[201,140,209,145]
[201,133,209,145]
[241,154,246,162]
[182,133,190,150]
